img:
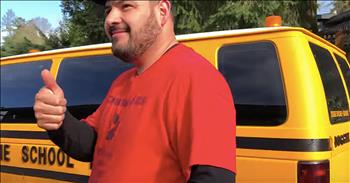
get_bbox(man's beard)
[112,12,161,62]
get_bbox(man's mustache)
[109,24,131,35]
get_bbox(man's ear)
[158,0,171,26]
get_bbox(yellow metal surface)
[0,143,90,175]
[1,173,70,183]
[1,27,349,182]
[237,157,297,183]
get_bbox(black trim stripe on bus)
[1,130,49,139]
[236,137,330,152]
[0,130,330,152]
[0,165,89,182]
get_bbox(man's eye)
[104,8,111,16]
[122,4,132,10]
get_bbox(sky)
[1,0,63,29]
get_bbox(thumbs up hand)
[34,69,67,130]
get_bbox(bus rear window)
[334,54,350,95]
[218,42,287,126]
[309,43,350,124]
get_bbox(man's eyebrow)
[105,0,124,7]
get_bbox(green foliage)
[1,37,48,57]
[1,9,16,32]
[46,20,71,49]
[332,1,350,14]
[57,0,318,45]
[60,0,108,46]
[1,20,50,57]
[173,0,317,34]
[1,0,319,57]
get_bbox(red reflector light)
[298,160,329,183]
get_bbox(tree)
[55,0,318,46]
[332,0,350,14]
[173,0,318,34]
[1,19,50,57]
[60,0,108,46]
[46,20,71,49]
[30,17,52,35]
[13,17,26,29]
[1,9,16,32]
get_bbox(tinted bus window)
[57,55,133,119]
[0,61,52,123]
[309,43,350,124]
[218,42,286,126]
[334,54,350,95]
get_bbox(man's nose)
[105,8,123,25]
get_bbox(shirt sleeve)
[48,111,97,162]
[168,65,236,181]
[188,165,236,183]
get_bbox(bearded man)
[34,1,236,182]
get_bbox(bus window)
[309,43,350,124]
[57,55,133,119]
[334,54,350,95]
[218,42,287,126]
[0,61,52,123]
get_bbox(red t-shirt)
[84,44,236,183]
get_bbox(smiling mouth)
[111,31,128,37]
[109,26,130,38]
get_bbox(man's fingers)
[41,69,64,98]
[37,122,63,131]
[34,102,66,115]
[36,92,63,106]
[35,113,65,123]
[36,87,67,106]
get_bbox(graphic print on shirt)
[104,95,147,140]
[106,113,120,140]
[106,95,147,107]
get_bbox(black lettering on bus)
[48,147,55,165]
[38,147,47,165]
[57,149,65,166]
[0,144,11,162]
[20,145,75,168]
[334,132,350,147]
[22,146,29,162]
[30,146,38,163]
[67,156,74,168]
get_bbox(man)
[34,0,236,182]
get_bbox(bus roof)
[1,26,345,61]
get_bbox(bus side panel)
[331,147,350,183]
[0,140,90,182]
[330,122,350,183]
[236,157,297,183]
[0,173,69,183]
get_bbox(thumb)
[41,69,64,98]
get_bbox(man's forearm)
[188,165,235,183]
[47,111,97,162]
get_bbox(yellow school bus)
[1,26,349,183]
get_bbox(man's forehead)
[106,0,154,6]
[93,0,158,5]
[106,0,126,5]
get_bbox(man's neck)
[133,36,178,75]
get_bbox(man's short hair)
[92,0,106,5]
[92,0,175,20]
